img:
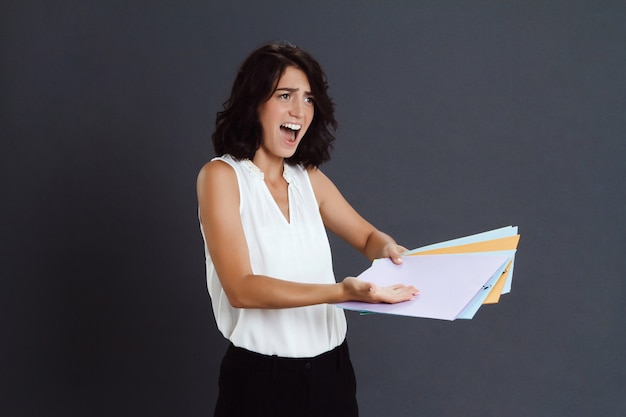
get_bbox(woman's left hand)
[382,243,409,265]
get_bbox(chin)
[281,144,300,158]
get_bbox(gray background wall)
[2,1,624,416]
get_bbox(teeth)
[281,123,302,131]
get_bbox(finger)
[392,245,409,256]
[388,284,407,291]
[392,285,419,300]
[388,283,417,291]
[382,243,402,264]
[391,245,410,264]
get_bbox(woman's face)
[257,66,314,160]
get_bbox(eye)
[304,96,314,104]
[279,93,290,100]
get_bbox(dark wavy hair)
[212,41,337,168]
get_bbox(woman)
[197,41,418,417]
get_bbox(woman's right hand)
[341,277,418,304]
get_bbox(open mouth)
[280,123,302,142]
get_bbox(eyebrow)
[275,87,313,95]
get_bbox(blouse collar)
[241,159,294,184]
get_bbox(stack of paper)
[336,226,520,320]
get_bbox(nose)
[289,98,303,118]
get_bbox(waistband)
[226,339,349,373]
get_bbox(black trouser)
[214,340,358,417]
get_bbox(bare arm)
[197,161,416,309]
[309,167,408,264]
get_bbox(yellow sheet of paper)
[482,259,513,304]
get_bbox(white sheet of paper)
[336,253,510,320]
[405,226,518,294]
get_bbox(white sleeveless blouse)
[200,154,347,357]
